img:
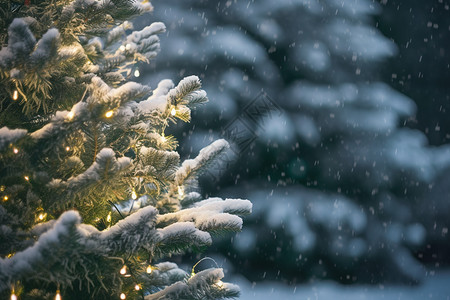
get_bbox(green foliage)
[0,1,250,299]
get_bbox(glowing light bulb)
[120,265,127,275]
[105,110,114,118]
[119,45,126,52]
[146,265,152,273]
[134,284,140,291]
[125,44,131,50]
[160,134,166,143]
[170,107,176,116]
[106,212,112,223]
[3,196,9,201]
[65,146,70,151]
[13,148,18,154]
[11,293,17,300]
[120,293,126,299]
[38,212,47,221]
[24,176,29,181]
[67,111,74,120]
[13,90,18,101]
[177,186,184,198]
[134,69,140,77]
[55,289,61,300]
[216,280,224,287]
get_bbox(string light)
[119,45,126,52]
[65,146,70,151]
[131,190,137,200]
[134,69,140,77]
[170,106,176,116]
[134,284,140,291]
[105,110,114,118]
[11,292,17,300]
[216,280,224,288]
[3,195,9,201]
[38,212,47,221]
[125,44,131,50]
[120,293,126,299]
[106,212,112,223]
[120,265,127,275]
[177,186,184,198]
[160,134,166,143]
[146,265,152,274]
[12,90,18,101]
[67,111,74,120]
[55,289,61,300]
[13,148,19,154]
[24,175,29,181]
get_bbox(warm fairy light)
[65,146,70,151]
[3,195,9,201]
[11,293,17,300]
[120,293,126,299]
[134,284,140,291]
[107,212,112,223]
[13,148,19,154]
[67,111,74,120]
[55,289,61,300]
[125,44,131,50]
[216,280,224,287]
[177,186,184,198]
[190,271,195,277]
[160,134,166,143]
[170,107,176,116]
[119,45,126,52]
[105,110,114,118]
[38,212,47,221]
[134,69,140,77]
[146,265,152,273]
[24,175,29,181]
[0,185,5,191]
[13,90,18,101]
[131,190,137,200]
[120,265,127,275]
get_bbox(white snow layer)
[158,198,252,232]
[0,127,27,150]
[175,139,229,184]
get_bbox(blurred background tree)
[139,0,450,285]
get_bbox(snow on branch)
[97,205,158,254]
[167,75,208,108]
[0,18,36,68]
[145,268,239,300]
[51,148,131,191]
[125,22,166,61]
[175,139,229,186]
[0,127,27,151]
[154,222,212,258]
[157,198,252,234]
[0,211,82,292]
[138,79,175,113]
[29,28,60,67]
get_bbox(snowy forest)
[0,0,449,299]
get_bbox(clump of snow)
[0,127,27,150]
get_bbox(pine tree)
[141,0,450,283]
[0,1,251,299]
